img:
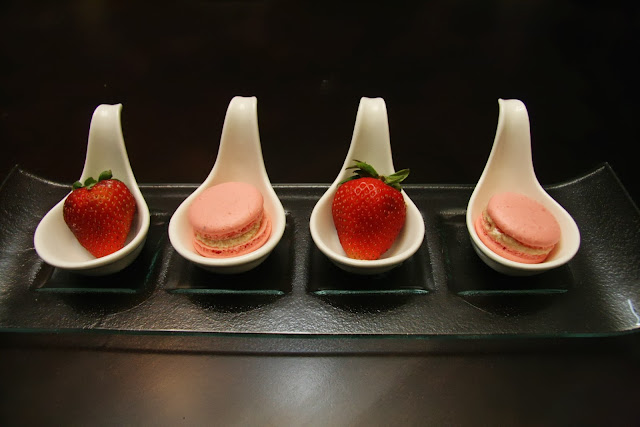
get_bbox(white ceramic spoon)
[34,104,150,276]
[168,96,286,274]
[466,99,580,276]
[309,97,425,275]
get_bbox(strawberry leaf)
[350,160,379,178]
[384,169,410,190]
[83,177,98,190]
[72,170,115,191]
[98,170,113,181]
[340,160,409,191]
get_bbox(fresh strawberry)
[331,160,409,260]
[63,170,137,258]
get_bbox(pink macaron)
[474,192,561,264]
[188,182,272,258]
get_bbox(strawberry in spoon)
[63,170,137,258]
[332,160,409,260]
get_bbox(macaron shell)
[189,182,264,240]
[486,192,561,248]
[474,216,549,264]
[193,212,272,258]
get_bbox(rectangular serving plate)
[1,164,639,338]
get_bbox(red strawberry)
[63,170,137,258]
[331,160,409,260]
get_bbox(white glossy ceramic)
[168,96,286,274]
[309,97,425,275]
[466,99,580,276]
[34,104,150,276]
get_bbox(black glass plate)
[1,164,639,337]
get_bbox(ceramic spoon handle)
[81,104,135,183]
[336,97,395,184]
[209,96,268,183]
[482,99,540,192]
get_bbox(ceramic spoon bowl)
[34,104,150,276]
[168,96,286,274]
[466,99,580,276]
[310,97,425,275]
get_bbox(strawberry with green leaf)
[331,160,409,260]
[63,170,137,258]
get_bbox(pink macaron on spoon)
[168,96,286,274]
[189,181,272,258]
[466,99,580,276]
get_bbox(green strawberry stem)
[72,170,114,190]
[341,160,409,191]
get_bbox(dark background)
[1,1,639,204]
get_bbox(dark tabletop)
[2,1,640,425]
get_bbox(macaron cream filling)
[480,210,554,257]
[195,213,263,249]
